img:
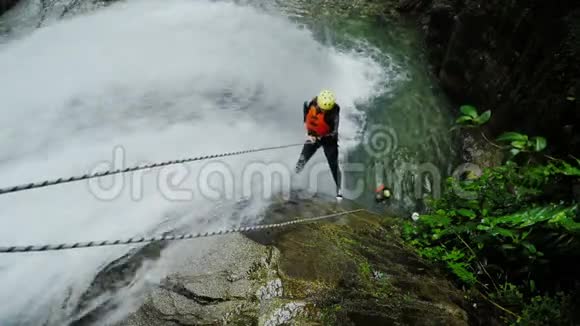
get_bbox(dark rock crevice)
[161,282,231,305]
[399,0,580,156]
[0,0,18,16]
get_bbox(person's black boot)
[295,155,306,174]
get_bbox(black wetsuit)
[295,98,341,192]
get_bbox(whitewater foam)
[0,0,387,323]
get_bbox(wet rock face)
[251,201,497,325]
[0,0,18,16]
[119,233,282,326]
[75,200,494,325]
[267,212,477,326]
[401,0,580,156]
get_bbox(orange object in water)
[305,105,331,137]
[375,184,385,193]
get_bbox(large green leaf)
[475,110,492,125]
[490,226,516,238]
[557,161,580,176]
[531,136,547,152]
[447,262,477,285]
[509,148,521,158]
[456,115,474,124]
[442,249,466,262]
[501,243,517,250]
[497,132,528,142]
[494,205,578,230]
[477,224,491,231]
[460,105,478,118]
[511,140,527,149]
[457,208,476,218]
[522,242,537,254]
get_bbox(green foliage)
[433,103,579,322]
[490,282,524,308]
[453,105,492,129]
[489,286,574,325]
[514,293,574,326]
[320,304,342,325]
[485,205,580,232]
[402,159,580,322]
[359,260,372,280]
[447,260,477,286]
[496,132,547,159]
[452,105,549,161]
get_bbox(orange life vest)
[305,105,331,137]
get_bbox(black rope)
[0,143,303,196]
[0,209,364,253]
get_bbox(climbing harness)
[0,143,303,196]
[0,209,364,253]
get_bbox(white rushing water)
[0,0,388,323]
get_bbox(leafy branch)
[451,104,551,161]
[452,105,492,130]
[495,132,547,160]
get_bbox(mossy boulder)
[71,198,496,325]
[247,204,473,325]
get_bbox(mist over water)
[0,0,387,323]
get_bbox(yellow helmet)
[317,89,335,111]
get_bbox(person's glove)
[306,135,320,143]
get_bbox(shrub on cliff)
[403,105,580,323]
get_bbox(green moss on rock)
[261,208,472,325]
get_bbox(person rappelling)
[294,90,342,199]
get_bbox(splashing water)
[0,0,388,323]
